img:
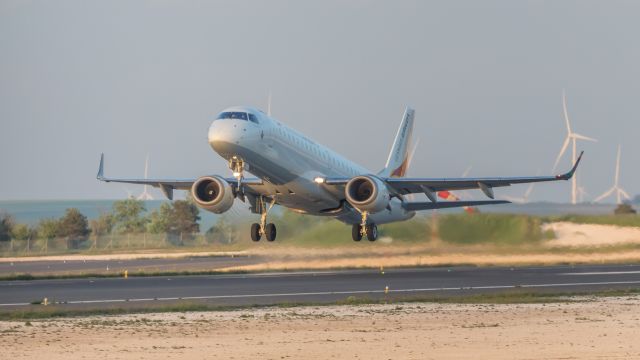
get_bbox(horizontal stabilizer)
[401,200,510,211]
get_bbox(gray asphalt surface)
[1,264,640,308]
[0,256,261,275]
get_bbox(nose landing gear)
[229,156,245,189]
[250,196,277,242]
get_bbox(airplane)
[97,106,583,242]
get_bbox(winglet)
[97,153,105,181]
[557,151,584,180]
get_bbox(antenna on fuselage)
[267,91,272,117]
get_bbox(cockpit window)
[248,113,259,124]
[216,112,248,120]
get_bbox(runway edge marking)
[2,280,640,307]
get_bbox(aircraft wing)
[96,154,263,200]
[401,200,510,211]
[326,151,583,200]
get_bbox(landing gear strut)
[250,196,277,242]
[229,156,245,188]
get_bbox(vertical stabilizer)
[379,107,415,178]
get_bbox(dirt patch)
[2,297,639,359]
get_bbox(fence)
[0,232,236,257]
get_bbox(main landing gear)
[352,223,378,241]
[352,211,378,242]
[250,196,277,242]
[251,223,276,242]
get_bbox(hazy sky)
[1,0,638,202]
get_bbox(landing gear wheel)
[366,224,378,242]
[265,223,277,242]
[250,223,261,242]
[352,224,362,241]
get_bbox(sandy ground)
[543,222,640,248]
[1,297,639,359]
[220,250,640,271]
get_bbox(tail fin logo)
[381,107,415,178]
[390,156,409,177]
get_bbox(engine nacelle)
[345,175,390,213]
[191,176,234,214]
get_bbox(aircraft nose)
[209,120,241,144]
[208,119,259,153]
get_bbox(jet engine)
[345,175,390,213]
[191,176,234,214]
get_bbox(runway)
[1,264,640,308]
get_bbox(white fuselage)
[208,106,414,225]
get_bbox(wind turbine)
[576,170,590,203]
[122,187,134,199]
[503,169,539,204]
[577,185,589,203]
[137,155,154,200]
[461,166,472,178]
[504,183,536,204]
[594,145,630,204]
[552,90,597,204]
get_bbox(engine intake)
[191,176,234,214]
[345,175,390,213]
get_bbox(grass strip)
[1,288,639,321]
[0,269,260,281]
[1,264,482,281]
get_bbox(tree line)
[0,199,201,245]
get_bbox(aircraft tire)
[352,224,362,241]
[366,224,378,241]
[265,223,277,242]
[251,223,261,242]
